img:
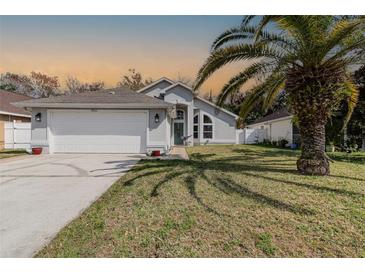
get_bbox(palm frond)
[216,62,272,106]
[262,74,286,111]
[241,15,256,27]
[341,80,359,130]
[321,18,365,61]
[238,86,267,123]
[324,36,365,65]
[193,43,283,90]
[210,26,254,51]
[254,16,281,42]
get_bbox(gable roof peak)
[137,77,175,93]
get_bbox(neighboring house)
[0,90,31,122]
[246,109,300,146]
[0,90,31,149]
[14,77,239,154]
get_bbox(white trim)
[13,102,172,109]
[161,81,238,119]
[163,82,193,93]
[137,77,175,93]
[202,112,214,141]
[193,113,199,140]
[195,96,238,119]
[0,110,31,118]
[172,108,185,145]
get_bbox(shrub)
[278,138,289,148]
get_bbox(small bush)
[278,138,289,148]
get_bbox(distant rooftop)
[0,89,32,117]
[249,109,292,125]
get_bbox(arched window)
[176,109,184,120]
[203,114,213,139]
[193,114,199,139]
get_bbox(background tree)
[348,65,365,150]
[117,69,153,91]
[0,71,61,98]
[65,76,104,94]
[325,65,365,150]
[222,90,287,129]
[174,74,193,86]
[194,16,365,175]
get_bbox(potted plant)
[32,147,43,155]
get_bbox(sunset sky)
[0,16,254,96]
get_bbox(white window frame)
[193,114,199,140]
[202,113,214,140]
[173,109,185,145]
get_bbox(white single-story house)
[245,109,300,146]
[14,77,240,154]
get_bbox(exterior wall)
[247,117,293,145]
[164,86,194,146]
[148,108,169,153]
[194,98,237,144]
[140,80,172,97]
[270,119,293,144]
[164,86,194,105]
[31,108,49,152]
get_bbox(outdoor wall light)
[35,113,42,122]
[154,113,160,123]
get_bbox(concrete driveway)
[0,154,141,257]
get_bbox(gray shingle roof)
[248,108,292,125]
[13,87,173,109]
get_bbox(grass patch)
[36,145,365,257]
[256,233,277,256]
[0,149,27,159]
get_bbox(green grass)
[0,149,27,159]
[36,145,365,258]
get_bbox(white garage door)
[49,110,147,153]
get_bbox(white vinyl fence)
[4,122,31,150]
[237,128,267,144]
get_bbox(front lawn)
[0,149,27,159]
[37,145,365,257]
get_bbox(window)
[203,115,212,123]
[176,110,184,120]
[203,114,213,139]
[193,114,198,124]
[193,114,199,139]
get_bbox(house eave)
[12,102,173,109]
[137,77,175,93]
[0,110,31,118]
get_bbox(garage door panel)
[50,111,147,153]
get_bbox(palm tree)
[194,16,365,175]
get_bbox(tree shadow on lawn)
[120,152,364,217]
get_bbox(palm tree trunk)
[297,119,330,175]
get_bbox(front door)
[174,123,184,145]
